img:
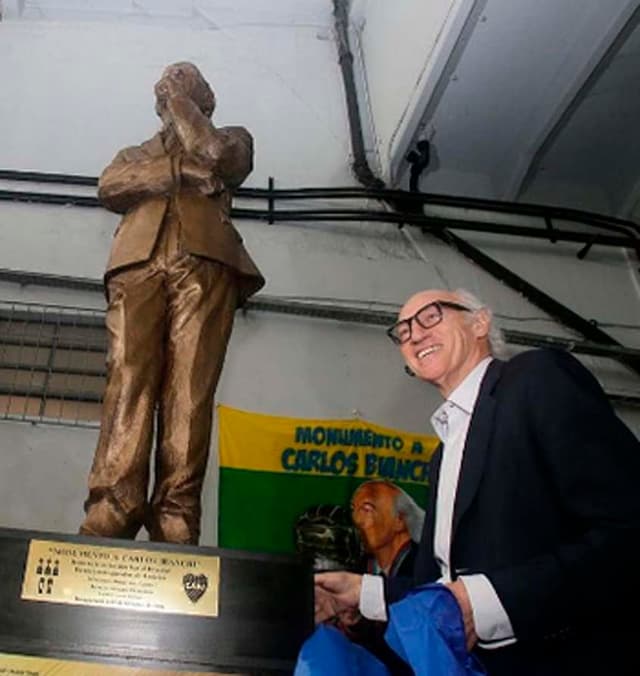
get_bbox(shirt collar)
[447,355,493,415]
[430,356,493,440]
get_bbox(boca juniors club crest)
[183,573,208,603]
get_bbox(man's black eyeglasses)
[386,300,471,345]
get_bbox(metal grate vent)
[0,301,106,426]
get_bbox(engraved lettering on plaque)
[0,651,249,675]
[21,540,219,617]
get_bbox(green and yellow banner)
[217,405,439,554]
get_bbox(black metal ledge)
[2,170,640,381]
[1,271,640,406]
[1,170,639,254]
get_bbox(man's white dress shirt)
[360,357,516,649]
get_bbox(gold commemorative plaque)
[21,540,219,617]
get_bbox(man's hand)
[314,571,362,625]
[446,579,478,650]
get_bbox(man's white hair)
[454,288,508,358]
[393,488,425,543]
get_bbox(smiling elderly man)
[315,288,640,676]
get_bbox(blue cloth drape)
[385,584,486,675]
[293,624,390,676]
[294,584,487,676]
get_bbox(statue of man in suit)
[80,62,264,545]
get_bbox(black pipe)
[0,169,97,186]
[1,189,638,252]
[2,169,640,238]
[439,229,640,370]
[329,0,640,378]
[0,189,99,208]
[0,268,103,293]
[332,0,385,190]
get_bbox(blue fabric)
[385,583,486,676]
[294,584,487,675]
[293,624,390,676]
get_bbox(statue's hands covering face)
[154,62,216,129]
[155,64,196,124]
[156,75,186,102]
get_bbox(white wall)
[0,12,349,186]
[0,4,639,545]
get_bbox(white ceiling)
[394,0,640,220]
[519,17,640,216]
[4,0,640,221]
[0,0,327,26]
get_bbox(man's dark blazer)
[401,348,640,675]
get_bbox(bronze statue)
[80,62,264,545]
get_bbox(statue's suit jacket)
[98,129,264,304]
[397,349,640,675]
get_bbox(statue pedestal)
[0,527,313,674]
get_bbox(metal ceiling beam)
[331,0,640,381]
[2,276,640,405]
[509,2,640,201]
[424,227,640,376]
